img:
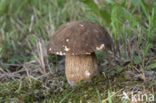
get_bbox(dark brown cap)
[48,21,112,55]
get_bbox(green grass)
[0,0,89,69]
[0,0,156,102]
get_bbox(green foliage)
[59,89,74,103]
[81,0,155,42]
[81,0,111,25]
[111,4,139,40]
[108,90,112,103]
[96,88,102,103]
[0,0,7,16]
[147,63,156,70]
[134,56,141,65]
[147,7,156,40]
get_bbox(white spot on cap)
[56,52,59,55]
[96,44,105,50]
[56,51,65,55]
[85,52,90,54]
[49,48,52,51]
[59,51,63,55]
[85,71,91,77]
[64,46,70,51]
[79,24,84,27]
[66,39,69,42]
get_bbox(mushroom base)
[65,53,98,86]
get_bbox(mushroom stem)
[65,53,98,86]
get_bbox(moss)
[0,74,155,103]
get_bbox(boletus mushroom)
[48,21,112,86]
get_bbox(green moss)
[0,73,155,103]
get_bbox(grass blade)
[96,88,102,103]
[59,89,74,103]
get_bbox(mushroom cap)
[48,21,112,55]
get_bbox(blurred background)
[0,0,156,102]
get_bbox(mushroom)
[48,21,112,86]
